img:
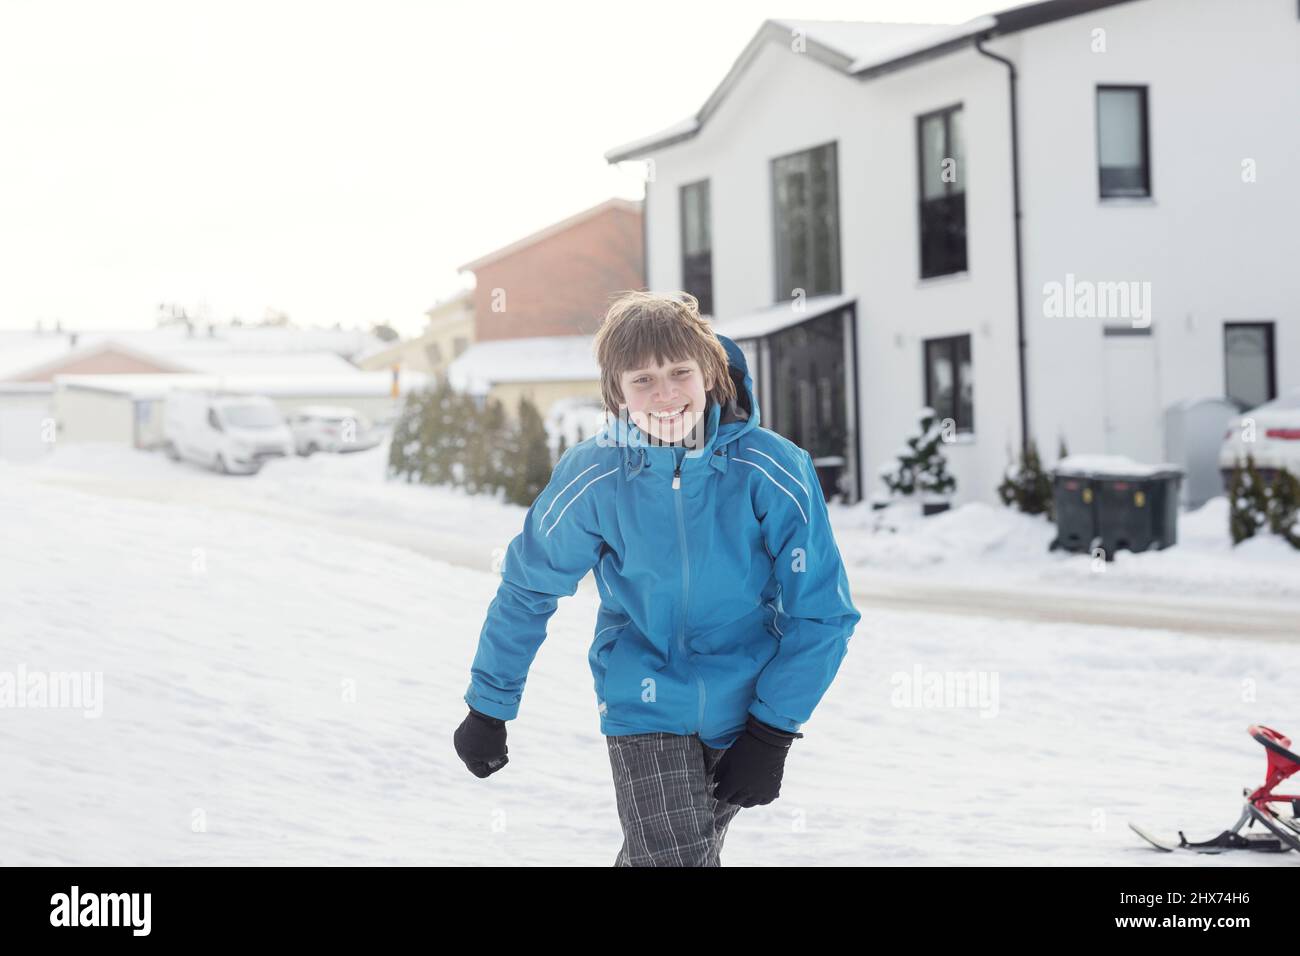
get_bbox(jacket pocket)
[591,616,631,701]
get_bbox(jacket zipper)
[673,459,707,734]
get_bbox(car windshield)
[221,404,283,429]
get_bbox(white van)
[163,390,295,475]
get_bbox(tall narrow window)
[771,142,841,301]
[923,334,973,434]
[1224,322,1276,411]
[679,180,713,316]
[1097,85,1150,198]
[917,104,966,278]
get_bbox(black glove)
[454,707,509,778]
[712,714,803,807]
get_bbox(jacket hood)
[598,333,761,480]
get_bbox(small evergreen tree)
[386,381,569,506]
[1265,465,1300,549]
[463,396,508,497]
[881,408,956,501]
[1228,454,1270,545]
[388,385,434,482]
[502,395,554,507]
[998,438,1055,519]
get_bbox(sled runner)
[1129,724,1300,855]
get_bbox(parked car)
[163,390,295,475]
[287,405,382,455]
[1219,387,1300,487]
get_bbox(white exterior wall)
[0,391,56,461]
[1007,0,1300,465]
[54,388,136,445]
[852,46,1020,505]
[638,0,1300,504]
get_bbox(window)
[680,179,713,316]
[1097,85,1150,198]
[1224,322,1276,411]
[923,334,973,434]
[771,142,841,301]
[917,104,966,278]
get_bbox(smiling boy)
[454,290,862,865]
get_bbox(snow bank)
[831,496,1300,603]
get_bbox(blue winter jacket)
[464,334,862,749]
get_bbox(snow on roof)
[605,19,965,162]
[126,325,383,356]
[605,4,1101,161]
[54,370,431,400]
[772,19,960,68]
[709,293,856,341]
[604,117,701,164]
[171,351,358,376]
[0,335,74,379]
[0,326,386,380]
[446,335,599,396]
[843,16,998,74]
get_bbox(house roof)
[709,293,856,342]
[446,335,599,396]
[0,326,385,382]
[54,370,431,400]
[0,339,194,381]
[457,197,642,273]
[604,0,1142,162]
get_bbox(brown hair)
[592,290,736,416]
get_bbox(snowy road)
[2,444,1298,865]
[29,463,1299,643]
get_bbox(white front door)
[1102,332,1162,462]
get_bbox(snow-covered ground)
[839,492,1300,605]
[1,441,1297,865]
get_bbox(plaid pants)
[606,732,743,866]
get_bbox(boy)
[454,290,862,865]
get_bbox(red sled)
[1129,724,1300,854]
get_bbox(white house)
[605,0,1300,504]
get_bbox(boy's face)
[619,356,710,446]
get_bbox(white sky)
[0,0,1004,339]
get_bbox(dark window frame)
[1096,84,1151,199]
[1223,321,1277,411]
[915,102,967,279]
[679,178,713,317]
[769,140,842,303]
[922,333,974,434]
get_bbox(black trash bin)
[1048,471,1098,554]
[1093,466,1183,557]
[1049,458,1183,560]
